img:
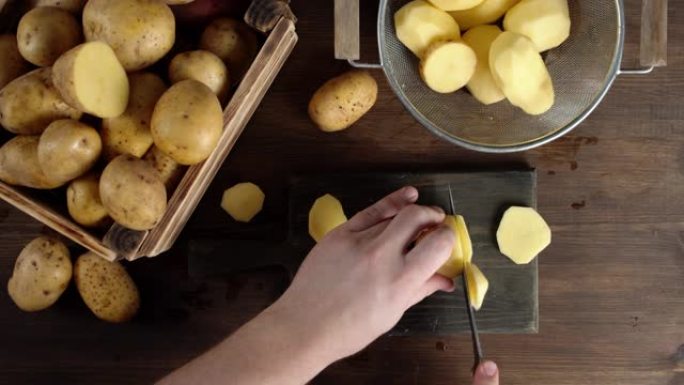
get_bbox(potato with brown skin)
[67,173,111,228]
[144,146,186,193]
[0,136,65,189]
[30,0,86,13]
[151,80,224,165]
[0,68,82,135]
[169,50,230,102]
[83,0,175,71]
[100,154,167,230]
[38,119,102,182]
[308,70,378,132]
[0,35,29,89]
[200,18,257,84]
[74,252,140,323]
[7,236,72,312]
[17,7,82,67]
[102,73,167,160]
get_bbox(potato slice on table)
[465,263,488,310]
[0,35,29,89]
[308,194,347,242]
[420,40,476,93]
[52,42,130,118]
[67,173,111,228]
[462,25,505,105]
[221,182,265,223]
[17,7,82,67]
[489,31,554,115]
[436,215,473,278]
[496,206,551,264]
[450,0,520,31]
[428,0,484,11]
[503,0,570,52]
[394,0,460,57]
[38,119,102,183]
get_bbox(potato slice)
[308,194,347,242]
[489,31,554,115]
[465,263,488,310]
[503,0,570,52]
[420,40,476,94]
[394,0,460,57]
[428,0,484,11]
[52,42,129,118]
[221,182,265,223]
[463,25,505,105]
[450,0,520,30]
[496,206,551,264]
[436,215,473,278]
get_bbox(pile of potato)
[395,0,570,115]
[0,0,259,231]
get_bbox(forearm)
[158,300,337,385]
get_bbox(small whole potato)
[151,80,223,165]
[83,0,175,71]
[143,146,186,192]
[308,70,378,132]
[38,119,102,183]
[0,34,30,89]
[74,252,140,323]
[169,50,230,102]
[67,173,111,228]
[30,0,86,13]
[200,18,257,84]
[100,154,167,230]
[0,136,65,189]
[17,7,82,67]
[0,68,82,135]
[7,236,72,312]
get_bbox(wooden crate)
[0,0,298,261]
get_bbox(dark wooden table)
[1,1,682,384]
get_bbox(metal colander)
[335,0,666,152]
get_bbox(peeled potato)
[462,25,505,105]
[489,31,554,115]
[221,182,265,223]
[465,263,488,310]
[503,0,570,52]
[394,0,460,57]
[436,215,473,278]
[450,0,520,30]
[428,0,484,11]
[308,194,347,242]
[496,206,551,264]
[420,40,476,93]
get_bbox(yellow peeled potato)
[17,7,82,67]
[450,0,520,30]
[0,136,65,189]
[308,194,347,242]
[436,215,473,278]
[38,119,102,182]
[67,173,110,228]
[74,252,140,323]
[200,18,258,84]
[144,146,186,193]
[102,72,167,160]
[496,206,551,264]
[169,50,230,103]
[428,0,484,11]
[503,0,570,52]
[0,34,30,89]
[420,40,476,93]
[52,42,130,118]
[462,25,505,105]
[489,32,554,115]
[465,263,488,310]
[7,236,72,312]
[221,182,265,223]
[394,0,460,57]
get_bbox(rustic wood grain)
[0,0,682,384]
[640,0,668,66]
[334,0,360,60]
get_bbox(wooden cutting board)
[188,170,538,335]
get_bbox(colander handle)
[334,0,383,69]
[619,0,668,75]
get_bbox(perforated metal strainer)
[334,0,667,152]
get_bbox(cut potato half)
[420,40,476,93]
[463,25,505,104]
[496,206,551,264]
[394,0,461,57]
[465,263,488,310]
[503,0,570,52]
[428,0,485,11]
[308,194,347,242]
[221,182,265,223]
[450,0,520,30]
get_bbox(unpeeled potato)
[30,0,85,13]
[503,0,570,52]
[394,0,460,57]
[449,0,520,30]
[0,34,29,89]
[144,146,186,193]
[17,7,82,67]
[168,50,230,102]
[308,194,347,242]
[0,136,64,189]
[38,119,102,183]
[67,173,111,228]
[462,25,505,105]
[200,18,257,84]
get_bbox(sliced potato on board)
[308,194,347,242]
[496,206,551,264]
[436,215,473,278]
[465,263,488,310]
[394,0,460,57]
[420,40,476,93]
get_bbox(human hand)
[267,186,456,363]
[473,361,500,385]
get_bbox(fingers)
[345,186,419,232]
[409,274,455,307]
[472,361,499,385]
[401,224,454,287]
[379,204,445,251]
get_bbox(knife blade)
[447,184,484,372]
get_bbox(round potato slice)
[221,182,265,223]
[420,40,476,93]
[308,194,347,242]
[67,173,110,228]
[17,7,82,67]
[428,0,484,11]
[465,263,489,310]
[38,119,102,182]
[394,0,461,57]
[496,206,551,264]
[462,25,505,105]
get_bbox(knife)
[447,184,484,372]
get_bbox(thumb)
[472,361,499,385]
